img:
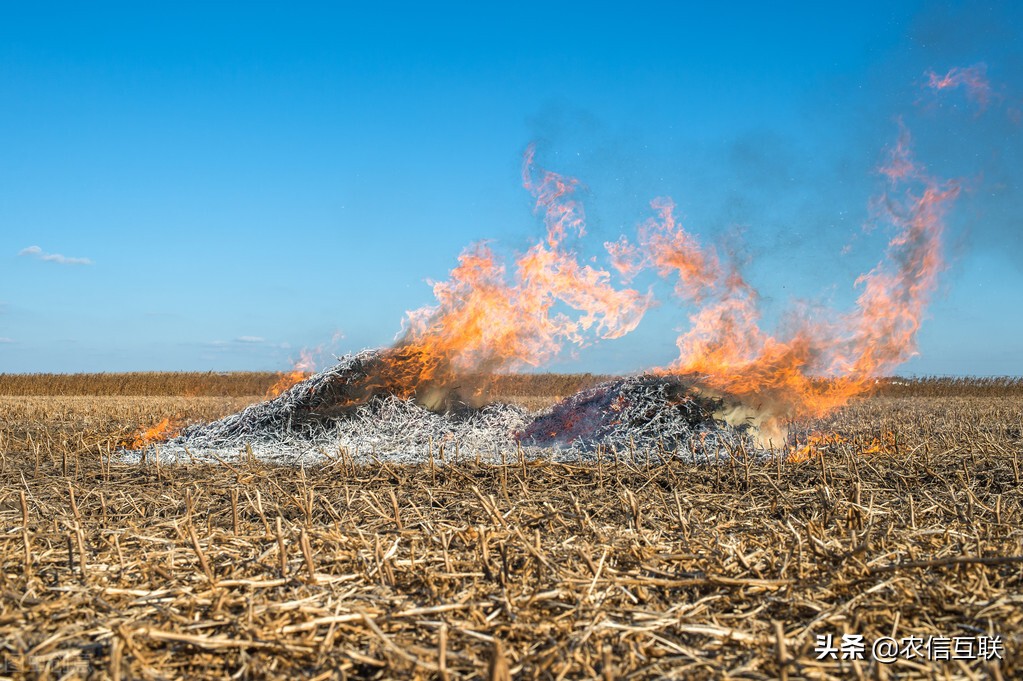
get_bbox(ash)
[519,375,753,458]
[133,350,755,466]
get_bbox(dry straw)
[0,378,1020,677]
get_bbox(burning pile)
[146,350,750,465]
[129,113,962,465]
[157,350,533,464]
[520,376,748,455]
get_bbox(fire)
[860,431,898,455]
[608,197,721,299]
[788,433,847,463]
[129,417,181,450]
[387,144,652,400]
[266,349,317,398]
[308,127,958,443]
[788,431,897,463]
[597,127,958,434]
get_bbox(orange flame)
[788,431,897,463]
[787,432,847,463]
[599,127,959,426]
[266,349,317,398]
[328,132,957,438]
[860,431,898,455]
[129,417,181,450]
[390,145,653,397]
[925,64,992,109]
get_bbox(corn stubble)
[0,382,1021,679]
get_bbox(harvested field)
[0,373,281,398]
[0,385,1021,679]
[0,372,616,401]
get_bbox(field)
[0,375,1021,679]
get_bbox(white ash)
[125,349,756,466]
[519,375,755,458]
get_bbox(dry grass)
[0,386,1021,679]
[0,372,618,399]
[0,373,280,397]
[870,377,1023,398]
[0,397,259,460]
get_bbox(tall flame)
[389,145,653,397]
[325,130,957,437]
[603,128,958,428]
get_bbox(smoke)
[524,4,1023,306]
[903,2,1023,269]
[924,64,993,109]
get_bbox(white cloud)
[0,337,13,343]
[19,245,93,266]
[236,336,266,344]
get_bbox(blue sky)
[2,1,1020,375]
